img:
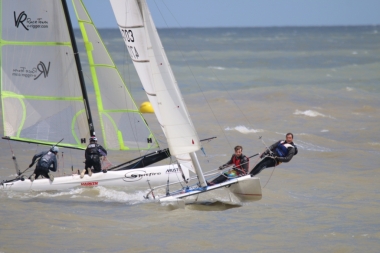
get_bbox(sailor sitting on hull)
[207,145,249,186]
[250,133,298,176]
[81,136,107,179]
[29,146,59,182]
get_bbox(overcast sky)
[73,0,380,28]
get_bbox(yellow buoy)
[139,101,154,113]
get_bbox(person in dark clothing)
[207,145,249,186]
[250,133,297,176]
[29,146,59,182]
[81,136,107,178]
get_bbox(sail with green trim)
[0,0,90,149]
[72,0,158,151]
[0,0,91,149]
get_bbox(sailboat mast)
[61,0,95,137]
[189,152,207,187]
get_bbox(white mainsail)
[71,0,158,151]
[1,0,90,149]
[109,0,200,157]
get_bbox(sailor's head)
[234,145,243,157]
[50,146,59,154]
[285,133,293,143]
[90,136,97,143]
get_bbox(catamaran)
[109,0,262,204]
[0,0,192,191]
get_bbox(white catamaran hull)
[159,175,262,204]
[1,164,189,192]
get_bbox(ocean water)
[1,26,380,252]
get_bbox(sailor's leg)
[81,162,90,178]
[249,157,276,176]
[87,164,92,177]
[208,173,228,185]
[40,171,50,179]
[33,166,46,180]
[92,162,101,173]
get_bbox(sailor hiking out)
[250,133,298,176]
[29,146,59,182]
[81,136,107,178]
[207,145,249,186]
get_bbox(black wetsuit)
[84,143,107,173]
[30,151,57,179]
[250,140,297,176]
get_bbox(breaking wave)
[294,110,326,117]
[95,186,150,204]
[225,125,263,134]
[208,66,225,70]
[294,110,336,119]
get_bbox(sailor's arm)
[260,141,281,158]
[29,152,44,167]
[98,145,107,156]
[49,157,58,172]
[240,156,249,173]
[219,155,234,170]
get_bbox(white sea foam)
[225,125,263,134]
[346,87,354,91]
[5,187,87,200]
[294,110,336,119]
[208,66,225,70]
[368,142,380,146]
[321,129,329,132]
[294,110,326,117]
[95,186,151,204]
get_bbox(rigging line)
[7,140,20,175]
[158,0,262,142]
[154,0,234,150]
[118,3,149,156]
[262,157,277,188]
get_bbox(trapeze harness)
[39,151,56,171]
[87,144,101,163]
[274,141,297,165]
[231,155,249,176]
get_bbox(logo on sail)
[14,11,28,30]
[14,11,49,30]
[12,61,51,80]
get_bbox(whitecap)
[346,87,354,91]
[352,51,358,55]
[321,129,329,132]
[95,186,150,204]
[208,66,225,70]
[5,187,87,200]
[225,125,263,134]
[294,110,326,117]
